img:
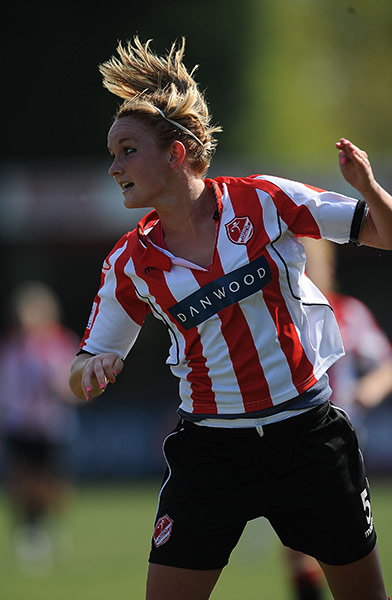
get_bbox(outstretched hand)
[336,138,376,196]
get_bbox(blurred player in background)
[0,281,79,573]
[69,37,392,599]
[284,237,392,599]
[303,238,392,430]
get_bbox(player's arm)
[69,351,124,401]
[336,138,392,249]
[355,357,392,408]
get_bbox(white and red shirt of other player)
[326,291,392,418]
[0,324,79,442]
[80,175,364,419]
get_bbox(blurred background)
[1,0,391,598]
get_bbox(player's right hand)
[336,138,376,196]
[81,352,124,401]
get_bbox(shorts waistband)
[182,401,330,440]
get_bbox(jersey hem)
[177,368,335,421]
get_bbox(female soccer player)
[69,37,392,599]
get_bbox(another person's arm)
[355,357,392,408]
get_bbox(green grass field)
[0,479,391,599]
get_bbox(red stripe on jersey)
[258,179,322,239]
[263,253,317,393]
[132,259,217,414]
[80,239,124,348]
[186,338,218,414]
[303,182,326,193]
[228,183,317,395]
[114,241,150,325]
[192,255,273,412]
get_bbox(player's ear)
[168,141,186,169]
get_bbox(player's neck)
[155,183,217,267]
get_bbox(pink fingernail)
[112,371,117,377]
[87,387,92,392]
[100,382,106,389]
[340,156,348,164]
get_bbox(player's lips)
[119,181,134,192]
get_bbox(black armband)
[349,199,368,246]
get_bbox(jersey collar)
[135,179,223,273]
[137,211,171,272]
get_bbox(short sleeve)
[80,238,150,358]
[257,175,366,244]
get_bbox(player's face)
[107,116,171,209]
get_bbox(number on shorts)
[360,488,372,525]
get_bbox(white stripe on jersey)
[82,243,141,358]
[238,295,298,400]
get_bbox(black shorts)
[149,402,377,569]
[3,433,71,478]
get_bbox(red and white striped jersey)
[0,324,79,442]
[80,175,365,418]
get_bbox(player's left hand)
[336,138,377,196]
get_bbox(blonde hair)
[99,36,222,175]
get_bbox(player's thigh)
[150,424,248,570]
[318,545,387,600]
[146,563,222,600]
[267,405,376,565]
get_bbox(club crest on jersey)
[225,216,254,244]
[153,515,174,548]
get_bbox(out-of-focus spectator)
[284,238,392,600]
[0,281,79,574]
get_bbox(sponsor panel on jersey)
[168,255,271,330]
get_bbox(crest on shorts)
[153,515,174,548]
[225,216,254,244]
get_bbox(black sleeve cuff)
[349,199,368,246]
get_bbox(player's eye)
[124,147,136,155]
